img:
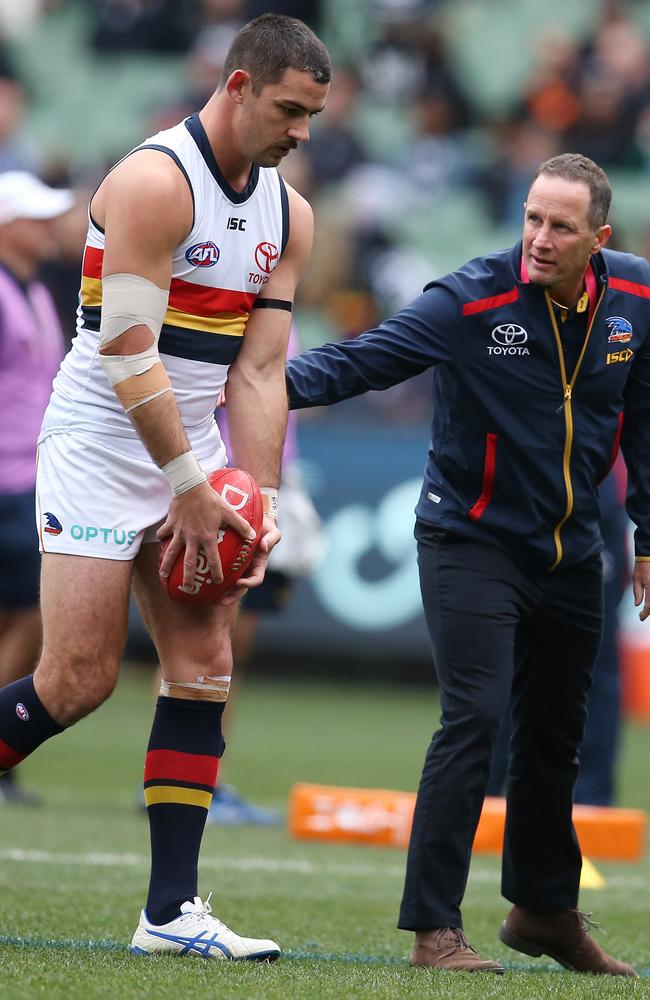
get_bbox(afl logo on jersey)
[255,241,279,274]
[185,241,220,267]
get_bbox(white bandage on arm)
[99,273,172,412]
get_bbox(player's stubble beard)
[242,106,298,168]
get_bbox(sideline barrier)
[289,784,647,861]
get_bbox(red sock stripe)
[144,748,219,787]
[0,739,26,770]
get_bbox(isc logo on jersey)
[185,242,220,267]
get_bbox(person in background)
[0,171,73,804]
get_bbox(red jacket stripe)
[608,277,650,299]
[606,413,625,478]
[469,433,498,521]
[462,287,519,316]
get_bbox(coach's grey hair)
[221,14,332,94]
[529,153,612,229]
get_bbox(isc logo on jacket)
[606,349,634,365]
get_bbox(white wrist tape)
[261,487,279,520]
[99,273,172,412]
[162,452,208,496]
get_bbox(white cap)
[0,171,74,225]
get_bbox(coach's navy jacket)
[286,242,650,570]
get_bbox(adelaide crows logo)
[43,512,63,535]
[185,241,220,267]
[606,316,633,344]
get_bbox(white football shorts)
[36,432,223,560]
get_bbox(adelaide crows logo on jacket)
[606,316,633,344]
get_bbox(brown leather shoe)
[500,906,638,976]
[411,927,505,973]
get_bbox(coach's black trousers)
[398,523,603,931]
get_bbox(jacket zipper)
[546,284,605,569]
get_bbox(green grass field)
[0,666,649,998]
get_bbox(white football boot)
[130,893,281,961]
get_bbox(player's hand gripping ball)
[161,468,263,606]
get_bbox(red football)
[161,467,263,606]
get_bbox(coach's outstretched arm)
[224,186,314,597]
[285,285,455,409]
[96,149,254,591]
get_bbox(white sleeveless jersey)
[40,114,289,463]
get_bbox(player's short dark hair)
[529,153,612,229]
[221,14,332,94]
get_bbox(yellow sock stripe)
[144,785,213,809]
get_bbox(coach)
[286,154,646,976]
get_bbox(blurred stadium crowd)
[2,0,650,424]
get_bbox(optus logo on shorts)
[70,524,137,547]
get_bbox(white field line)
[0,848,404,877]
[0,848,647,889]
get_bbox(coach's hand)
[219,514,281,606]
[157,480,257,590]
[633,559,650,622]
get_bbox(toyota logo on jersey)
[185,241,220,267]
[255,241,279,273]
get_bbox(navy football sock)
[0,675,64,774]
[144,696,225,926]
